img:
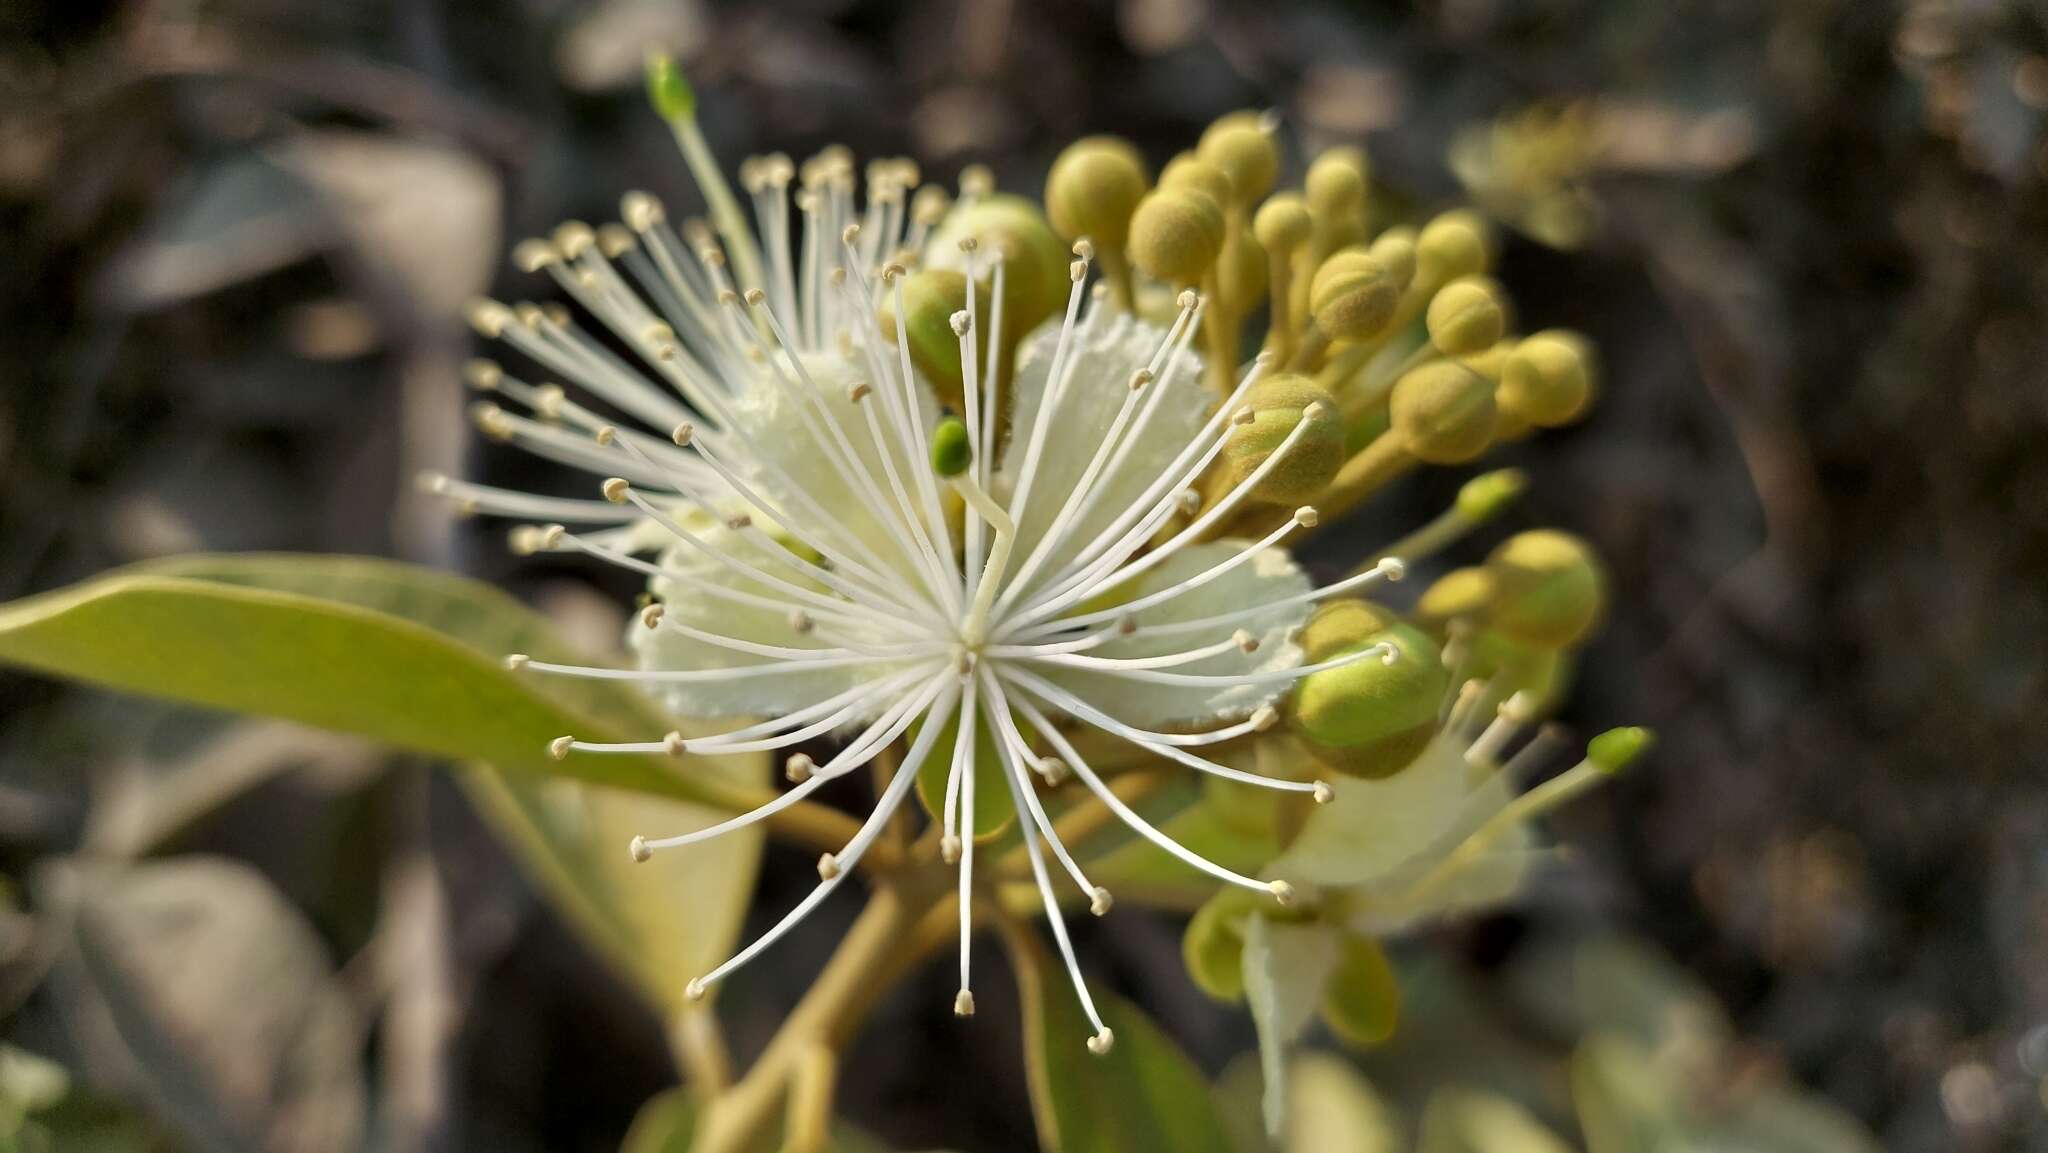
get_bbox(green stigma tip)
[645,52,695,121]
[1456,468,1528,522]
[931,418,972,477]
[1587,726,1654,774]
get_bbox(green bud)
[1587,725,1654,773]
[1320,933,1400,1047]
[926,194,1068,339]
[1197,111,1279,206]
[1413,566,1495,628]
[1253,193,1313,254]
[1297,599,1399,663]
[1426,276,1508,356]
[875,269,989,406]
[1158,153,1236,213]
[1455,467,1527,522]
[1310,248,1399,340]
[1045,136,1150,250]
[644,51,695,121]
[1183,887,1268,1002]
[1129,187,1225,285]
[1306,150,1369,235]
[1484,529,1606,647]
[1213,373,1345,505]
[931,416,972,477]
[1499,329,1596,427]
[1291,621,1448,778]
[1365,226,1417,293]
[1390,360,1497,463]
[1415,209,1491,290]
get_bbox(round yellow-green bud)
[1309,248,1399,340]
[1414,566,1495,628]
[1426,276,1507,356]
[1484,529,1606,647]
[1389,360,1497,463]
[1213,373,1345,505]
[1158,153,1236,213]
[1305,149,1367,217]
[1297,599,1400,662]
[1197,111,1279,206]
[925,194,1068,338]
[1415,209,1491,290]
[1499,329,1596,427]
[1045,136,1149,250]
[1291,621,1448,778]
[1365,226,1417,292]
[1253,193,1312,255]
[1129,187,1225,284]
[875,269,989,405]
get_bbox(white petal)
[1242,913,1341,1139]
[1035,542,1311,728]
[1269,735,1479,886]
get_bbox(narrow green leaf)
[1017,938,1234,1153]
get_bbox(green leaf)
[50,856,364,1153]
[1243,914,1340,1138]
[910,709,1016,840]
[1320,935,1400,1048]
[1570,1036,1682,1153]
[1416,1088,1574,1153]
[1215,1053,1401,1153]
[1017,938,1234,1153]
[0,554,760,808]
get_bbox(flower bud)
[1212,374,1345,504]
[925,194,1068,338]
[1306,150,1369,253]
[875,269,990,405]
[1455,467,1527,523]
[1499,329,1596,427]
[644,52,695,121]
[1309,248,1399,340]
[1425,276,1507,356]
[1045,136,1149,250]
[1484,529,1606,647]
[1129,187,1225,284]
[1253,193,1312,255]
[1588,725,1654,773]
[1296,598,1398,663]
[1158,154,1235,213]
[1291,620,1447,778]
[1413,566,1495,628]
[1389,360,1497,463]
[1365,226,1417,293]
[1415,209,1491,290]
[1197,111,1279,206]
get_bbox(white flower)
[426,135,1411,1054]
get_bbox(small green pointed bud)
[644,52,695,121]
[1129,187,1225,284]
[1389,360,1497,463]
[1213,373,1345,505]
[1045,136,1150,250]
[1416,209,1491,290]
[925,194,1068,338]
[1456,468,1528,522]
[931,417,972,477]
[1158,153,1236,212]
[1291,621,1448,778]
[1500,329,1596,427]
[1253,193,1312,254]
[1365,226,1417,292]
[1414,566,1495,627]
[1197,111,1279,206]
[875,269,989,406]
[1587,726,1654,773]
[1297,599,1399,663]
[1426,276,1508,356]
[1484,529,1606,647]
[1310,248,1399,340]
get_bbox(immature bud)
[1158,154,1235,213]
[1253,194,1312,255]
[1413,566,1495,628]
[1129,188,1225,284]
[1588,725,1655,773]
[1484,529,1606,647]
[1389,360,1497,463]
[930,416,973,477]
[1297,599,1399,662]
[644,52,695,121]
[875,269,989,405]
[1499,329,1596,427]
[1365,226,1417,292]
[1045,136,1149,250]
[1455,468,1528,523]
[925,194,1067,337]
[1197,111,1279,206]
[1415,209,1491,290]
[1306,149,1369,252]
[1426,276,1507,356]
[1310,249,1399,340]
[1291,621,1448,778]
[1212,374,1345,504]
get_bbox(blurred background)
[3,0,2047,1151]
